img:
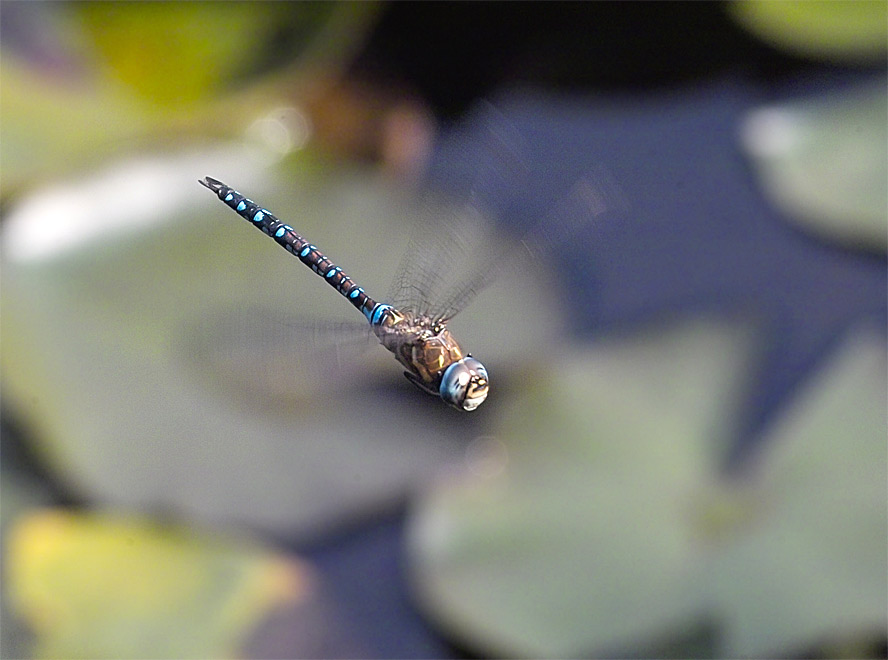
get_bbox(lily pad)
[408,319,754,656]
[5,510,309,659]
[709,328,887,657]
[407,321,886,657]
[77,3,288,107]
[729,0,887,63]
[742,85,887,251]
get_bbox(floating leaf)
[408,320,753,657]
[709,329,887,657]
[407,322,886,657]
[6,510,309,659]
[742,85,887,251]
[729,0,887,63]
[77,3,317,107]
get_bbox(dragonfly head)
[440,357,489,411]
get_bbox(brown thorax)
[374,313,464,384]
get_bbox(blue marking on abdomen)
[204,178,389,326]
[371,303,393,326]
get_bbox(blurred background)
[1,1,886,658]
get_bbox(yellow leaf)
[6,510,309,659]
[730,0,888,62]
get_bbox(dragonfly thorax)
[374,313,489,411]
[375,313,463,384]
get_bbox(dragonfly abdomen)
[200,177,398,327]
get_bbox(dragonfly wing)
[436,163,630,320]
[178,305,378,405]
[387,103,531,321]
[390,104,629,323]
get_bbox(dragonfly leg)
[403,370,439,397]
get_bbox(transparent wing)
[387,103,532,321]
[388,103,627,323]
[432,164,628,323]
[178,305,378,405]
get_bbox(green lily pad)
[407,321,886,657]
[6,510,308,659]
[742,85,887,251]
[77,2,378,107]
[408,319,754,656]
[78,3,285,107]
[709,328,887,657]
[729,0,887,63]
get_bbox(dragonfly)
[199,176,493,411]
[198,110,612,411]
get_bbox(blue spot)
[224,193,233,202]
[371,304,393,326]
[349,287,363,299]
[254,211,265,223]
[274,226,286,238]
[236,201,246,212]
[300,247,310,257]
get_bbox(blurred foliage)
[1,454,58,659]
[76,2,288,108]
[0,2,379,193]
[742,84,887,251]
[408,322,887,657]
[76,2,378,108]
[729,0,888,62]
[6,510,308,659]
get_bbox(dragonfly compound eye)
[440,357,489,411]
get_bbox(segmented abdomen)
[201,177,395,327]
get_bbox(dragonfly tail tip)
[199,176,224,192]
